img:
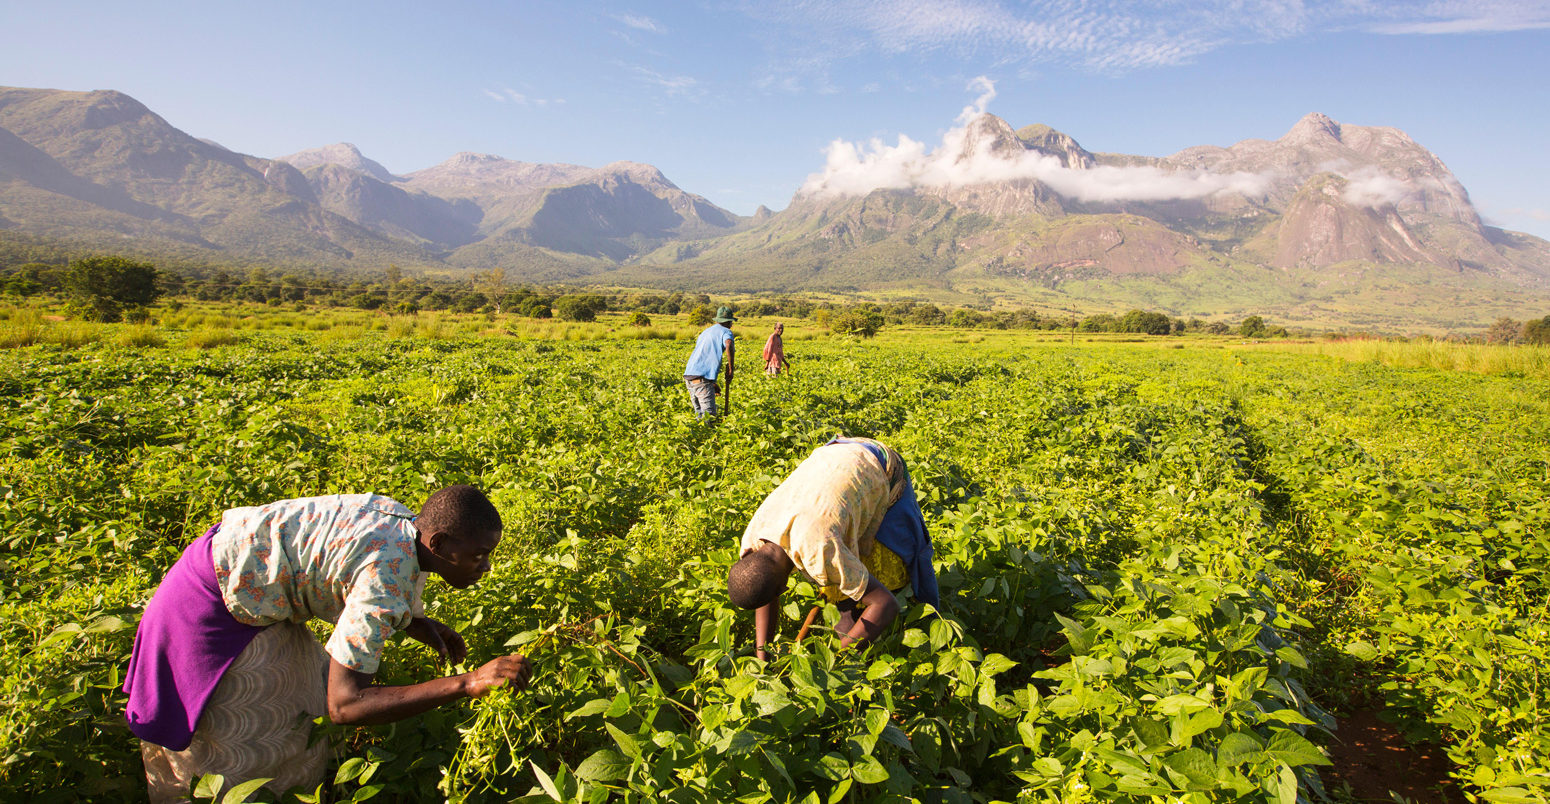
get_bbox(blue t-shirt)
[684,324,735,380]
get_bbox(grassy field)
[2,303,1548,802]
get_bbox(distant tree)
[519,298,552,319]
[472,268,507,313]
[1239,316,1268,338]
[1117,309,1172,335]
[1485,316,1523,345]
[1006,308,1041,329]
[393,300,420,315]
[1078,313,1116,333]
[829,309,882,338]
[1522,316,1550,345]
[627,311,651,327]
[64,256,162,322]
[909,304,947,325]
[350,293,385,311]
[687,305,714,326]
[555,295,598,322]
[452,293,487,313]
[947,309,981,328]
[1205,321,1231,335]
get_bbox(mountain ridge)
[0,86,1546,328]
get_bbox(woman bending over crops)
[123,486,533,802]
[727,437,939,661]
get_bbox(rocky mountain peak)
[1016,123,1095,169]
[279,142,397,183]
[955,113,1026,162]
[597,160,674,188]
[1283,112,1342,145]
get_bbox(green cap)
[713,306,736,324]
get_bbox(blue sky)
[3,0,1548,239]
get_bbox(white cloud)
[483,87,563,107]
[798,79,1273,202]
[740,1,1550,78]
[1340,167,1415,208]
[1371,0,1550,34]
[630,65,701,96]
[956,75,996,124]
[613,13,665,33]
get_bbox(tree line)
[11,255,1544,343]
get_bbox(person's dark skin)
[325,527,533,726]
[747,540,900,662]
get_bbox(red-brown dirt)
[1321,709,1466,804]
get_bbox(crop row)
[0,334,1545,802]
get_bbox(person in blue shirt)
[683,306,736,418]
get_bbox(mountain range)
[1,85,1546,330]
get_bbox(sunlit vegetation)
[1,309,1546,802]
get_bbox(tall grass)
[1262,338,1550,380]
[183,328,244,349]
[115,326,165,348]
[0,308,103,348]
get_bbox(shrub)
[829,309,882,338]
[555,296,599,322]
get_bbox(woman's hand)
[406,616,468,665]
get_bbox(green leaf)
[1265,730,1332,767]
[566,698,612,720]
[725,730,759,756]
[606,722,640,758]
[817,752,851,781]
[1480,787,1542,804]
[980,654,1017,677]
[826,777,853,804]
[866,660,896,680]
[575,748,632,782]
[604,691,631,717]
[851,756,890,785]
[1216,732,1264,767]
[335,757,367,784]
[1178,708,1224,742]
[864,708,889,737]
[1343,641,1380,661]
[1155,693,1212,716]
[193,774,224,800]
[879,723,913,752]
[1272,763,1297,804]
[725,675,758,700]
[1164,748,1218,790]
[530,761,562,801]
[220,778,272,804]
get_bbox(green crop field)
[2,309,1547,803]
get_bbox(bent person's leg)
[143,622,329,803]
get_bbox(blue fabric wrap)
[683,324,734,380]
[828,438,940,608]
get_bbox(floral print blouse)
[211,494,425,674]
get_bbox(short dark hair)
[418,485,502,540]
[727,550,788,609]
